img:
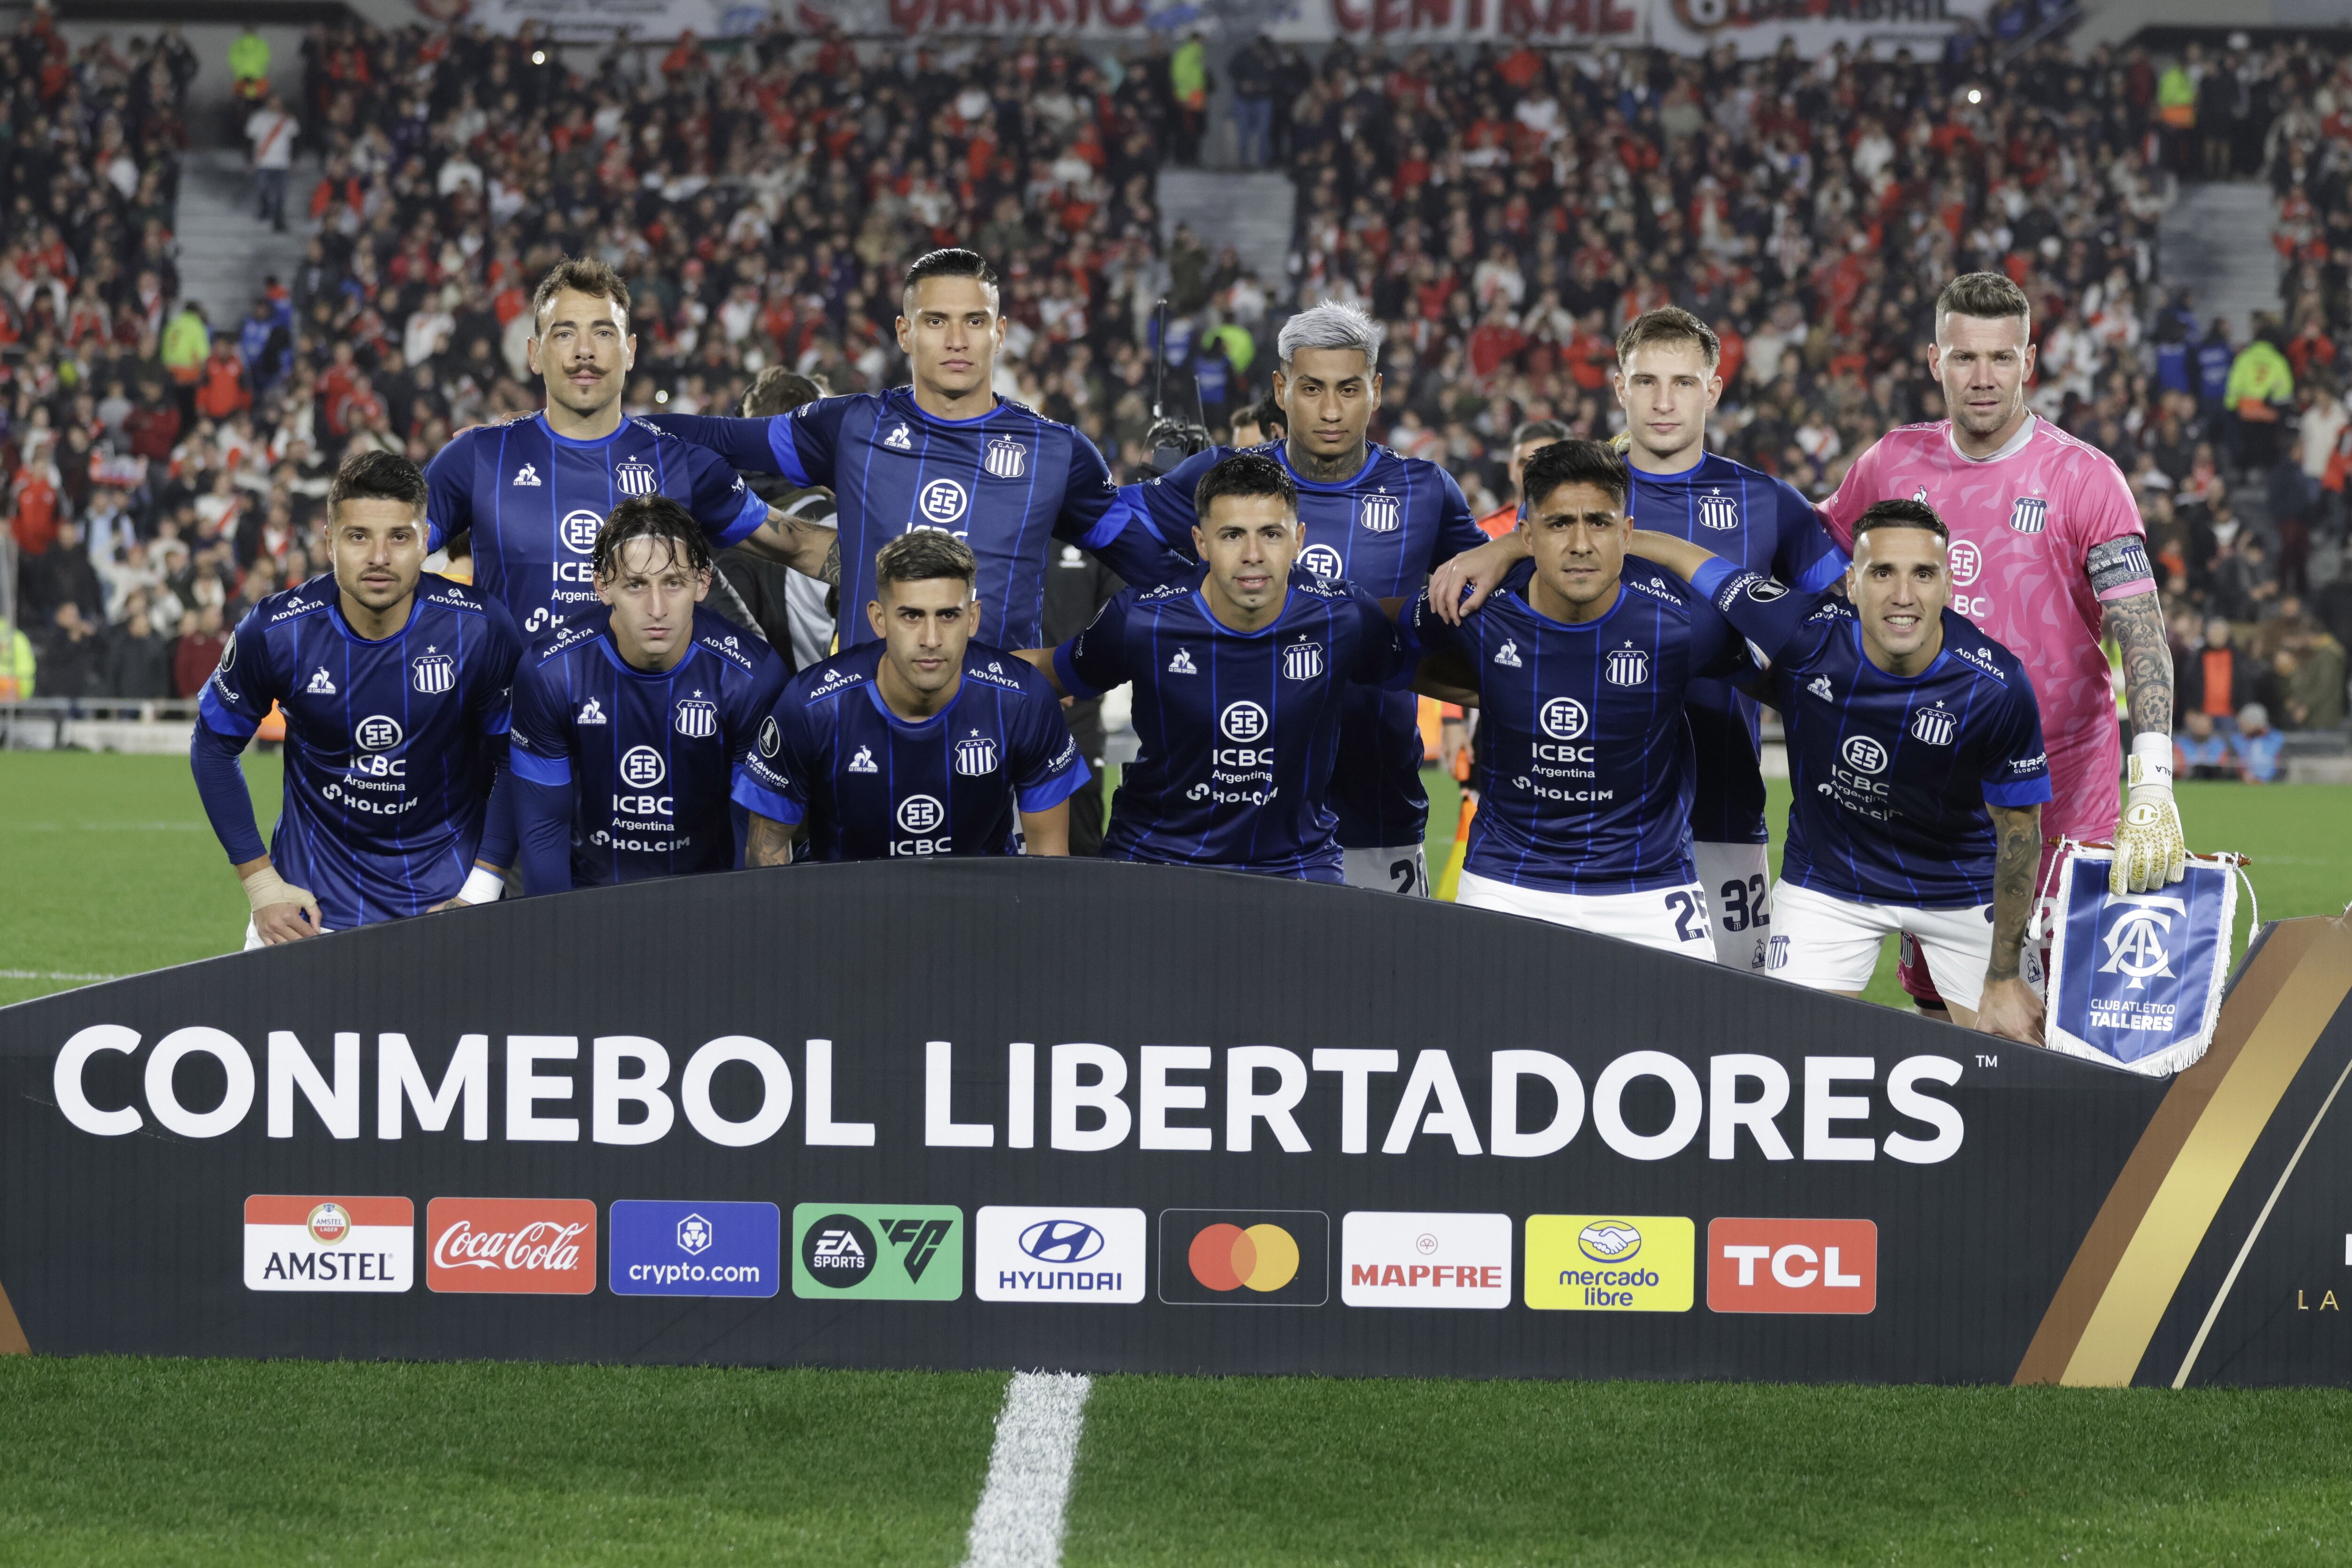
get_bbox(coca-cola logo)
[433,1219,587,1274]
[426,1198,597,1295]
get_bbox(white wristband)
[2129,731,2174,789]
[459,866,507,905]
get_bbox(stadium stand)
[0,14,2344,772]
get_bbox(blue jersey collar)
[1513,577,1626,633]
[865,674,965,729]
[596,631,696,681]
[891,386,1009,430]
[536,410,628,448]
[1192,586,1293,638]
[328,592,422,645]
[1847,618,1949,683]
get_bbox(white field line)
[0,970,123,982]
[962,1371,1092,1568]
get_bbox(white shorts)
[1457,870,1716,962]
[243,917,332,950]
[1767,880,1994,1011]
[1692,840,1772,972]
[1343,845,1430,897]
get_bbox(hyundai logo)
[1018,1219,1104,1264]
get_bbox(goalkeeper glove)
[2112,733,2187,894]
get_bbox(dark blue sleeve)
[195,606,280,740]
[1052,592,1136,701]
[639,411,805,481]
[1055,433,1196,589]
[1111,446,1229,556]
[477,750,518,874]
[190,723,266,865]
[1682,593,1759,683]
[1425,466,1488,567]
[423,431,472,556]
[513,772,573,895]
[1346,585,1418,689]
[1770,476,1850,595]
[680,439,772,548]
[1690,559,1828,666]
[470,599,525,740]
[1980,675,2056,809]
[729,691,809,826]
[507,657,572,785]
[1011,684,1090,813]
[1405,588,1473,668]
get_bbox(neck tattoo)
[1287,436,1367,485]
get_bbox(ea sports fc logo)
[1540,697,1588,741]
[559,509,603,554]
[896,794,945,835]
[1221,701,1270,743]
[1188,1222,1301,1293]
[1841,734,1890,775]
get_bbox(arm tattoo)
[746,813,794,867]
[2103,588,2173,738]
[1985,804,2042,982]
[1287,433,1369,484]
[821,534,840,588]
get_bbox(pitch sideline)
[961,1370,1092,1568]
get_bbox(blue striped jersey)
[1690,558,2052,907]
[1624,453,1848,845]
[1408,561,1750,895]
[644,390,1177,652]
[424,412,768,639]
[198,573,521,927]
[508,605,787,890]
[1113,441,1485,852]
[1056,570,1418,882]
[731,638,1087,861]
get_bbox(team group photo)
[5,6,2352,1564]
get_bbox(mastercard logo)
[1187,1222,1301,1293]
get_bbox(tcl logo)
[427,1198,597,1295]
[1706,1218,1876,1314]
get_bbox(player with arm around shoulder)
[1629,500,2051,1042]
[731,531,1088,864]
[1405,439,1754,959]
[191,450,522,945]
[1024,452,1427,883]
[507,494,787,893]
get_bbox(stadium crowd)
[0,14,2345,786]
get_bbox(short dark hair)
[1510,418,1570,448]
[1852,497,1950,544]
[874,529,977,595]
[1193,451,1296,522]
[593,494,710,580]
[1521,438,1629,513]
[1936,271,2031,333]
[1617,306,1722,370]
[742,366,827,418]
[532,256,631,334]
[1236,391,1286,442]
[901,248,998,314]
[327,448,427,517]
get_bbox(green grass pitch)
[1,752,2349,1564]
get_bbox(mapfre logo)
[426,1197,597,1294]
[1706,1218,1876,1314]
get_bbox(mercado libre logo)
[1525,1214,1694,1313]
[1158,1209,1329,1307]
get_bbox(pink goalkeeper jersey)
[1820,416,2151,843]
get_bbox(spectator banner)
[0,863,2346,1386]
[475,0,1988,48]
[2045,849,2242,1079]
